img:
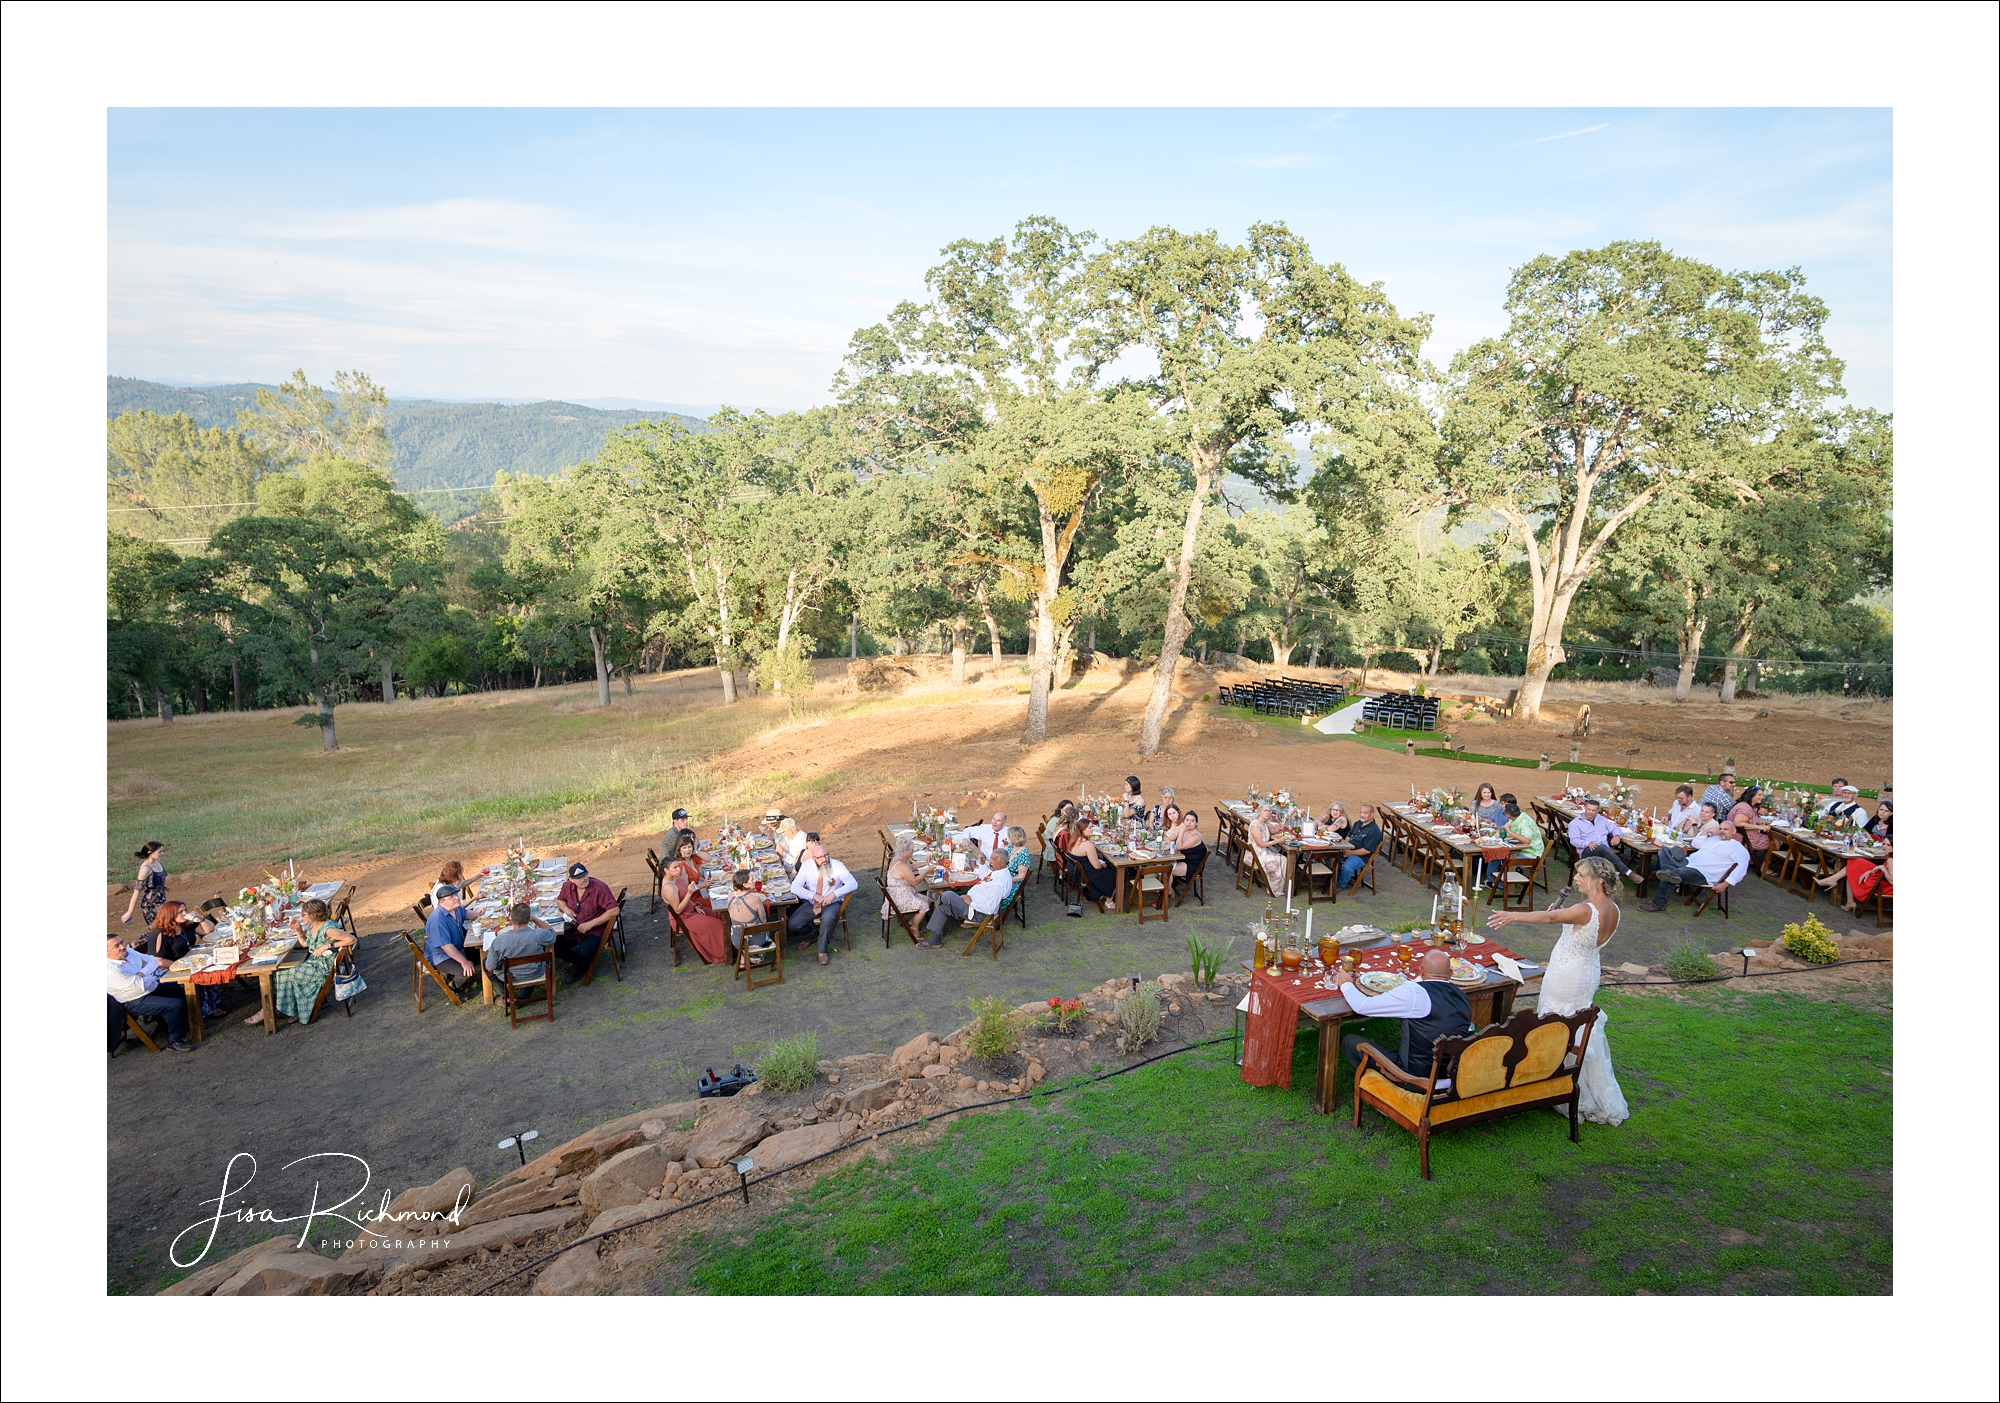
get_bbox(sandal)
[818,953,829,965]
[242,1011,265,1026]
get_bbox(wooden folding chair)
[1790,843,1840,904]
[1300,848,1341,908]
[735,918,785,990]
[402,928,463,1011]
[1688,881,1732,919]
[645,850,666,914]
[117,1010,162,1055]
[1758,832,1797,888]
[1032,816,1050,880]
[664,902,694,966]
[882,895,925,946]
[499,953,555,1028]
[307,958,344,1023]
[1172,847,1209,908]
[1234,842,1259,897]
[961,894,1009,959]
[581,893,626,986]
[333,888,361,939]
[1869,884,1893,928]
[1490,852,1544,910]
[1133,859,1173,924]
[1342,846,1381,897]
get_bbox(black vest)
[1399,980,1474,1076]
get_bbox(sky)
[107,108,1892,413]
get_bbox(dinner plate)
[1463,933,1486,944]
[1357,970,1406,994]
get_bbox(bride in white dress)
[1485,854,1631,1126]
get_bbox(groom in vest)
[1336,949,1475,1080]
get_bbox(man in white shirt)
[107,935,197,1051]
[1815,779,1848,816]
[1663,785,1700,833]
[1641,822,1751,910]
[1823,784,1866,825]
[924,850,1014,947]
[788,841,858,964]
[1334,949,1474,1080]
[957,811,1007,860]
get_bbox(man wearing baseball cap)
[555,861,617,981]
[659,808,697,861]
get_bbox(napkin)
[1493,954,1525,982]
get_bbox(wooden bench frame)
[1353,1004,1599,1180]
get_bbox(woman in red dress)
[662,831,729,963]
[1819,838,1892,913]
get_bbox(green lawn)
[677,989,1891,1294]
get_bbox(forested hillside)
[107,378,703,490]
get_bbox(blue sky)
[108,108,1891,413]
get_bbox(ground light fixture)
[728,1155,754,1205]
[1742,948,1756,977]
[497,1129,540,1167]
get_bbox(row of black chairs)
[1219,678,1347,717]
[1361,691,1440,730]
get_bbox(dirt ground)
[103,655,1894,1294]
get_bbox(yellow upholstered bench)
[1352,1005,1600,1179]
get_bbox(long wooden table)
[1537,797,1663,895]
[1382,803,1531,898]
[1242,934,1526,1114]
[1220,801,1354,904]
[155,946,314,1040]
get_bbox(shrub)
[1035,996,1086,1035]
[1452,647,1495,675]
[1374,650,1425,675]
[1186,932,1234,989]
[1782,914,1839,964]
[757,1030,820,1092]
[1664,944,1722,981]
[964,996,1021,1061]
[1115,982,1163,1053]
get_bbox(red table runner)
[1240,938,1523,1089]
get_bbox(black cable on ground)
[473,1030,1238,1294]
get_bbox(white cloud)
[1512,122,1609,147]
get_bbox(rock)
[531,1242,606,1296]
[686,1107,771,1168]
[582,1143,680,1216]
[920,1062,954,1080]
[663,1160,686,1188]
[458,1174,579,1228]
[587,1201,661,1237]
[826,1073,840,1084]
[1168,1002,1182,1015]
[355,1206,586,1283]
[955,1075,975,1091]
[976,1080,991,1093]
[1616,962,1651,977]
[381,1167,474,1236]
[751,1122,848,1173]
[214,1251,372,1297]
[413,1269,431,1282]
[159,1237,296,1296]
[736,1082,765,1099]
[1026,1062,1045,1084]
[841,1078,901,1115]
[893,1031,939,1068]
[487,1100,704,1194]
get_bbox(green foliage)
[1453,647,1495,675]
[1664,944,1723,981]
[964,997,1022,1062]
[1186,932,1234,989]
[1114,982,1163,1052]
[1034,997,1087,1035]
[758,1030,822,1093]
[1782,914,1840,964]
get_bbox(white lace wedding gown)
[1535,902,1630,1126]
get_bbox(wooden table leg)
[180,981,203,1043]
[259,972,278,1034]
[481,966,495,1005]
[1114,865,1128,913]
[1311,1013,1349,1114]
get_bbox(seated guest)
[1334,948,1472,1079]
[1815,779,1850,817]
[1170,810,1207,894]
[1247,805,1288,892]
[1671,800,1722,844]
[1338,804,1382,889]
[777,817,808,871]
[554,863,617,981]
[659,807,697,861]
[1472,782,1507,828]
[1500,796,1543,860]
[147,899,211,960]
[881,834,932,932]
[1700,772,1738,819]
[663,832,729,963]
[1663,784,1700,833]
[788,841,858,965]
[1567,797,1640,885]
[1824,784,1866,826]
[758,808,784,840]
[925,848,1013,946]
[424,884,480,992]
[958,811,1007,859]
[1121,775,1144,815]
[1004,826,1034,887]
[1729,785,1771,858]
[1861,799,1893,842]
[1149,785,1178,828]
[1066,815,1119,912]
[254,898,352,1028]
[483,902,557,985]
[1159,801,1183,834]
[1049,801,1078,856]
[1318,801,1352,838]
[725,870,774,958]
[1641,822,1751,911]
[432,860,471,904]
[107,935,197,1052]
[1818,838,1892,912]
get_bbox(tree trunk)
[1022,594,1055,745]
[1268,630,1294,668]
[313,682,337,751]
[717,650,738,704]
[975,581,1003,669]
[231,654,243,712]
[951,610,967,685]
[1199,640,1207,664]
[892,633,907,657]
[1138,462,1215,755]
[589,625,611,708]
[189,676,207,713]
[154,687,174,723]
[1674,603,1708,702]
[1307,637,1319,670]
[1053,621,1076,688]
[1087,620,1096,653]
[381,654,395,704]
[849,611,859,661]
[1359,651,1376,691]
[1514,583,1582,721]
[623,665,634,697]
[1719,610,1756,703]
[1425,636,1443,675]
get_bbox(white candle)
[1305,909,1313,944]
[1430,894,1438,923]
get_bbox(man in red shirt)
[555,861,617,980]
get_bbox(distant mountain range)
[107,377,707,492]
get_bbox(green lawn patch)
[679,989,1890,1295]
